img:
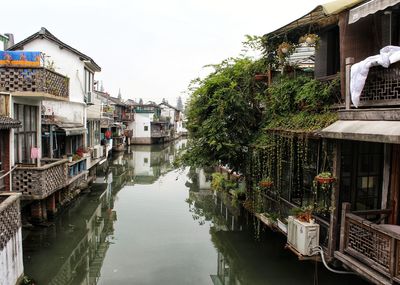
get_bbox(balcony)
[12,158,68,200]
[335,202,398,284]
[121,112,134,122]
[0,67,69,100]
[358,62,400,108]
[151,128,168,138]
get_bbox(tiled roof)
[0,115,21,129]
[9,27,101,72]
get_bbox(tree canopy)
[177,57,268,173]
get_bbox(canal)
[22,139,368,285]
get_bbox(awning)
[349,0,400,24]
[320,120,400,144]
[267,0,363,37]
[60,127,86,136]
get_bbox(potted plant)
[259,177,273,188]
[291,205,314,223]
[299,33,320,46]
[277,42,294,60]
[315,172,335,185]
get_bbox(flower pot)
[259,181,273,188]
[277,219,287,233]
[315,177,335,184]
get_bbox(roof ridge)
[8,27,101,72]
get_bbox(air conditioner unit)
[85,91,94,105]
[92,145,103,159]
[287,216,319,256]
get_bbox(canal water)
[22,139,368,285]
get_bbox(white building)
[9,27,101,158]
[132,103,168,144]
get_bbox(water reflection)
[22,140,366,285]
[187,169,368,285]
[22,183,116,285]
[22,140,186,285]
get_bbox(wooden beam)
[339,108,400,121]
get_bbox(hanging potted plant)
[314,172,335,185]
[299,33,320,47]
[259,177,273,188]
[277,42,294,60]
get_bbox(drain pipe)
[312,246,356,275]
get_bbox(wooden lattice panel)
[0,67,68,99]
[360,62,400,105]
[346,220,391,271]
[0,197,21,250]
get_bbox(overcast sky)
[2,0,324,106]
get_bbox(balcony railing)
[151,129,168,138]
[12,158,68,200]
[0,192,21,251]
[358,61,400,107]
[121,112,134,121]
[0,67,69,99]
[338,202,400,282]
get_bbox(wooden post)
[328,140,340,259]
[267,69,272,86]
[50,125,54,159]
[339,202,351,252]
[345,57,354,110]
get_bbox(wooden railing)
[358,61,400,107]
[345,57,400,108]
[339,202,400,281]
[0,67,69,99]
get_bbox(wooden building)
[251,0,400,284]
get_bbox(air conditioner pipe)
[312,246,356,275]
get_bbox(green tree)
[178,57,267,173]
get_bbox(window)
[87,121,92,147]
[14,104,38,164]
[87,121,101,147]
[340,141,383,211]
[84,68,94,102]
[144,126,148,131]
